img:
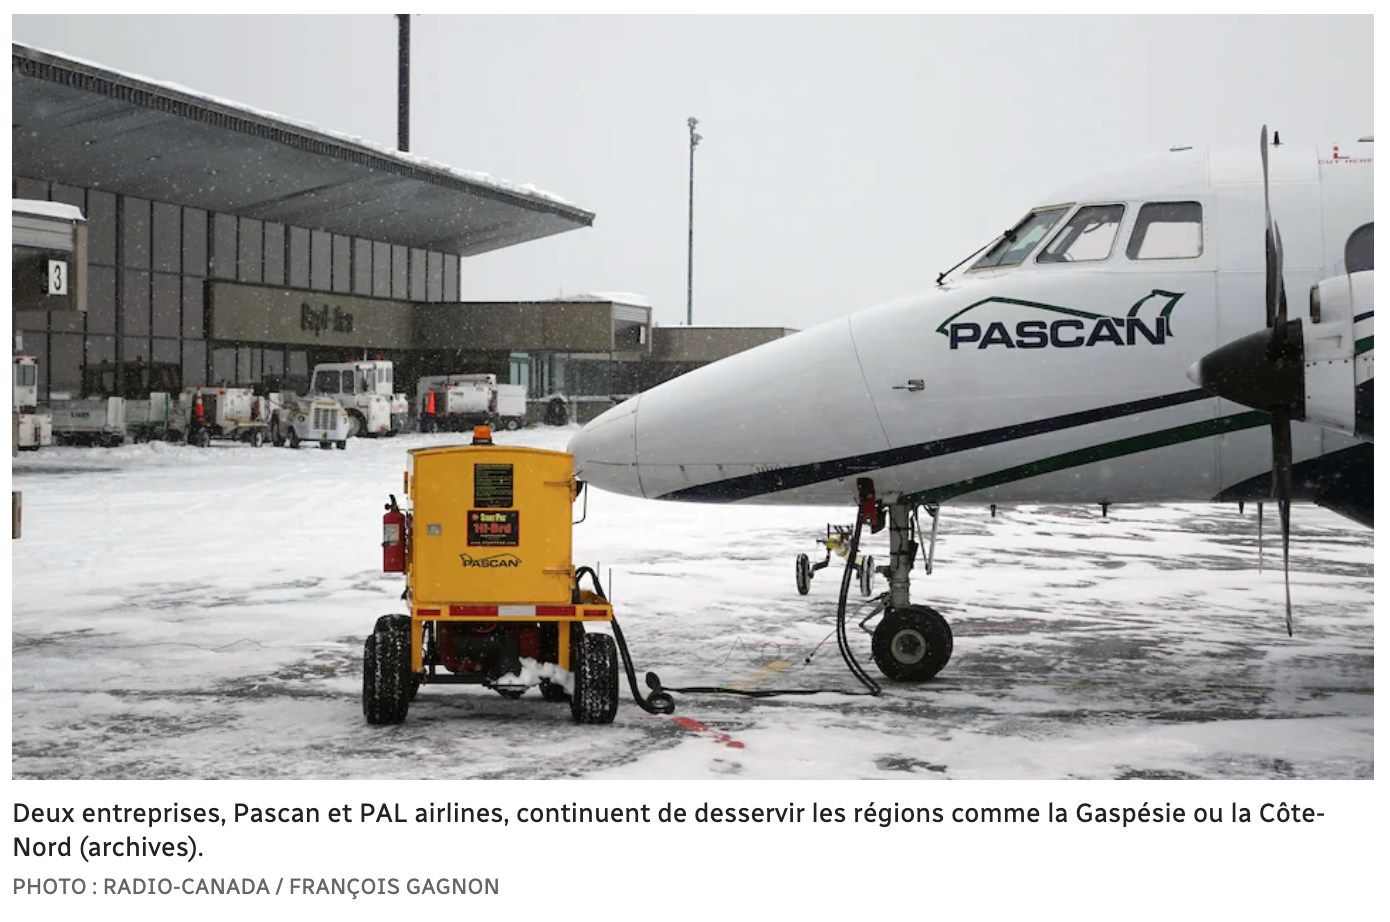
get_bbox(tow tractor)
[310,360,407,438]
[181,387,269,448]
[365,426,637,724]
[267,392,350,450]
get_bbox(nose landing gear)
[868,499,952,681]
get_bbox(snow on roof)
[13,198,85,222]
[14,42,577,211]
[564,292,652,307]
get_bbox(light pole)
[686,117,701,326]
[397,14,410,152]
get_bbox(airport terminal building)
[13,43,792,422]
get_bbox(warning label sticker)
[474,464,514,509]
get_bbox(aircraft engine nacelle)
[1303,270,1373,442]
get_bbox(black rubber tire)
[319,440,332,450]
[408,674,421,702]
[504,417,521,431]
[248,429,264,448]
[346,412,364,438]
[859,555,875,597]
[336,440,347,450]
[420,416,434,434]
[363,614,413,725]
[288,428,300,450]
[192,428,211,449]
[871,606,953,682]
[570,631,617,724]
[271,416,285,447]
[795,553,811,596]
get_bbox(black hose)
[575,566,674,714]
[591,516,883,710]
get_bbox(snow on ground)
[10,427,1373,779]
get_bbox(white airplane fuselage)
[572,139,1373,514]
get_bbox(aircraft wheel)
[795,553,812,595]
[859,555,875,597]
[871,606,953,682]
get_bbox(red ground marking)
[672,716,745,749]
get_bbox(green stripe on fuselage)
[902,412,1269,506]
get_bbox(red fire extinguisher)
[382,494,406,573]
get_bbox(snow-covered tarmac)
[11,426,1373,779]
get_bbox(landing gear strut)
[868,499,953,681]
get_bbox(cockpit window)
[1037,205,1125,264]
[971,208,1070,270]
[1127,202,1203,260]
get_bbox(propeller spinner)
[1186,126,1302,635]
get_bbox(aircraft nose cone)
[1185,359,1204,389]
[567,397,645,498]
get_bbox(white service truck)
[266,392,350,450]
[310,361,408,438]
[50,395,125,447]
[13,356,52,451]
[417,373,527,432]
[88,361,183,443]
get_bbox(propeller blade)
[1270,408,1295,636]
[1271,224,1287,342]
[1279,497,1292,637]
[1262,126,1277,329]
[1257,502,1264,573]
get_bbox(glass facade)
[13,176,465,399]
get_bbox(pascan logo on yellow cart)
[459,552,522,569]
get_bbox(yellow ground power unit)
[365,430,622,724]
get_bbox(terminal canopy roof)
[12,43,595,256]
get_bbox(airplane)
[569,127,1373,685]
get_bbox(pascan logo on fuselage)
[937,290,1184,351]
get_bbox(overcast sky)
[12,15,1373,329]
